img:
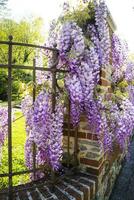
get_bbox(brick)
[76,173,97,199]
[78,172,98,185]
[87,134,98,141]
[52,186,71,200]
[80,157,103,168]
[36,187,52,199]
[78,132,87,139]
[78,178,95,199]
[63,130,87,139]
[93,134,98,141]
[63,129,75,137]
[64,177,90,200]
[100,69,106,78]
[108,87,113,93]
[99,78,111,86]
[87,133,92,140]
[105,93,113,100]
[86,162,104,176]
[65,187,83,200]
[63,178,88,200]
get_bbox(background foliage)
[0,17,45,101]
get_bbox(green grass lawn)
[0,100,21,107]
[0,109,30,189]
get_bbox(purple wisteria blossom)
[0,107,8,163]
[58,22,85,66]
[21,0,134,177]
[112,33,128,69]
[94,0,111,66]
[125,62,134,82]
[22,91,64,179]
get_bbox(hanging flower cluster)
[0,107,8,164]
[35,50,52,85]
[128,85,134,105]
[125,62,134,82]
[22,90,64,179]
[94,0,111,66]
[111,34,128,83]
[58,21,85,66]
[109,34,134,150]
[125,62,134,105]
[115,99,134,148]
[112,34,128,69]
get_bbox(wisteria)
[0,107,8,163]
[48,103,64,170]
[35,51,52,86]
[57,15,101,125]
[94,0,111,66]
[115,99,134,148]
[112,68,124,83]
[125,62,134,82]
[70,102,82,127]
[125,62,134,104]
[46,20,58,48]
[22,90,64,178]
[65,73,83,103]
[0,0,134,184]
[87,24,102,66]
[128,85,134,105]
[112,33,128,69]
[56,0,134,152]
[110,34,134,150]
[19,0,134,180]
[58,21,85,66]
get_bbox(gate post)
[8,35,13,200]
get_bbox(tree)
[0,0,9,18]
[0,17,44,64]
[0,17,45,101]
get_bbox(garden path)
[109,137,134,200]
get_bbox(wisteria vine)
[22,0,134,178]
[1,0,134,180]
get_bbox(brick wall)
[62,15,128,200]
[62,66,128,200]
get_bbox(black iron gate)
[0,36,79,200]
